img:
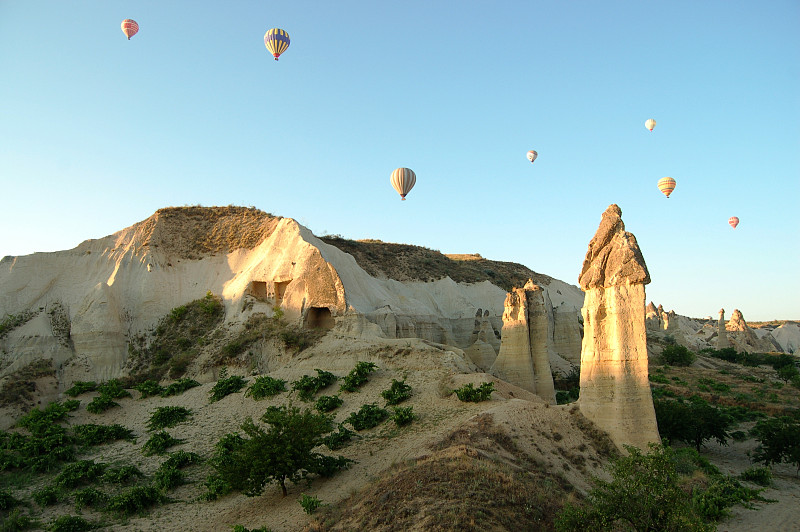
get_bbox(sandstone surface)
[577,204,660,451]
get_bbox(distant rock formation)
[464,309,499,370]
[551,302,582,365]
[717,309,730,349]
[725,309,778,353]
[577,204,660,451]
[490,280,556,403]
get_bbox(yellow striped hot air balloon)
[645,119,656,131]
[391,168,416,200]
[264,28,290,60]
[657,177,676,198]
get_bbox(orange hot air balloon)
[391,168,416,200]
[728,216,739,229]
[657,177,676,198]
[121,19,139,40]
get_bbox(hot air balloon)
[264,28,290,60]
[121,19,139,40]
[645,119,656,131]
[657,177,676,198]
[391,168,416,201]
[728,216,739,229]
[526,150,538,163]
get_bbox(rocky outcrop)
[717,309,730,349]
[490,280,556,403]
[725,309,778,353]
[465,310,499,370]
[577,204,660,451]
[551,302,582,365]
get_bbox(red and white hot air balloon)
[391,168,416,200]
[526,150,538,163]
[121,19,139,40]
[645,118,656,131]
[728,216,739,229]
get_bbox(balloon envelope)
[645,118,656,131]
[391,168,416,200]
[728,217,739,229]
[657,177,676,198]
[264,28,290,60]
[526,150,538,163]
[121,19,139,40]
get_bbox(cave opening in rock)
[304,307,334,330]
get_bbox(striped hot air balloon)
[728,216,739,229]
[391,168,416,201]
[645,119,656,131]
[657,177,676,198]
[264,28,290,60]
[527,150,538,163]
[121,19,139,40]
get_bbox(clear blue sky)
[1,1,798,321]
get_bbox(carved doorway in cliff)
[274,280,291,306]
[250,281,268,300]
[305,307,334,330]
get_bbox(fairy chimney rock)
[578,204,660,451]
[717,308,730,349]
[490,280,556,403]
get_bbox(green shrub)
[53,460,105,489]
[347,403,389,431]
[134,380,164,398]
[210,368,248,402]
[48,515,95,532]
[654,396,734,451]
[231,525,273,532]
[0,488,22,511]
[661,345,696,366]
[147,406,193,431]
[96,379,131,399]
[33,485,61,507]
[777,365,800,382]
[291,369,339,401]
[392,406,416,426]
[64,381,97,397]
[299,493,322,514]
[101,465,143,484]
[739,467,772,486]
[454,382,495,402]
[73,487,108,511]
[339,362,378,392]
[320,424,356,451]
[142,431,184,456]
[17,400,79,431]
[72,423,134,446]
[1,508,37,530]
[691,476,765,521]
[161,450,202,469]
[161,378,200,397]
[381,379,412,406]
[314,395,343,413]
[153,464,185,491]
[649,373,670,384]
[201,474,232,501]
[750,416,800,473]
[86,396,119,414]
[556,388,580,404]
[555,443,713,532]
[246,376,287,400]
[9,424,76,472]
[106,485,166,516]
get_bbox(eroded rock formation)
[717,309,730,349]
[490,280,555,403]
[577,204,660,451]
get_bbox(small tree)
[210,404,352,497]
[750,416,800,474]
[660,345,696,367]
[654,396,734,451]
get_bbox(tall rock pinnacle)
[577,204,660,451]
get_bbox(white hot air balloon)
[645,119,656,131]
[526,150,538,163]
[391,167,416,200]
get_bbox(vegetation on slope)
[320,235,554,291]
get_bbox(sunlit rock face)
[725,309,779,352]
[490,280,556,404]
[717,308,730,349]
[577,204,660,451]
